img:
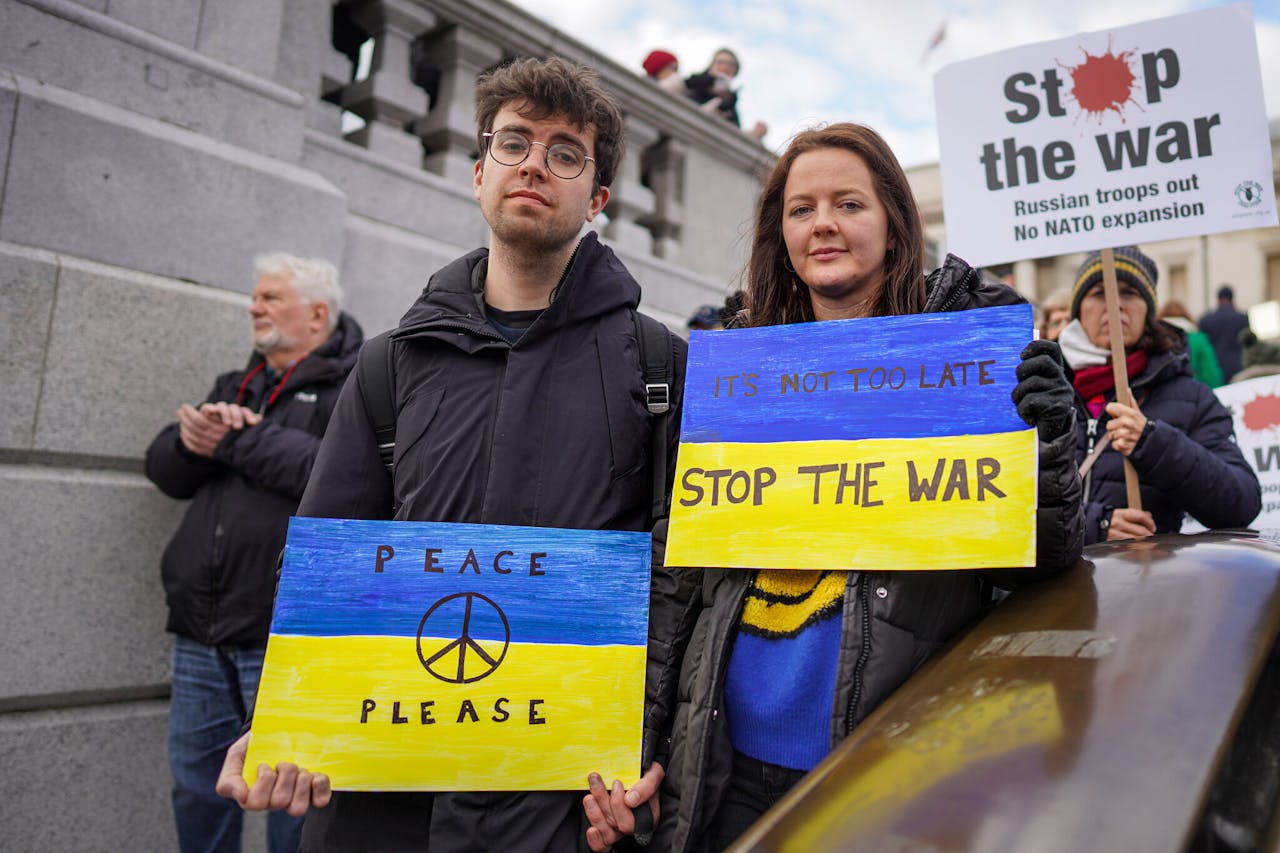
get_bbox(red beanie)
[642,50,678,78]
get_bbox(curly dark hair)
[474,56,624,193]
[745,123,925,327]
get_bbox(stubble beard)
[486,194,583,265]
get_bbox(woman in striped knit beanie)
[1059,245,1259,543]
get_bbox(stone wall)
[0,0,770,846]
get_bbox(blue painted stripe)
[681,303,1032,442]
[270,518,651,646]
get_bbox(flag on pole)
[921,20,947,64]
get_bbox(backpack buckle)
[645,382,670,414]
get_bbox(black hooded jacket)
[292,232,687,852]
[1072,331,1260,543]
[145,312,364,646]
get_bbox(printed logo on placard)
[1236,180,1263,208]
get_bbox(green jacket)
[1164,317,1224,387]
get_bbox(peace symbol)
[416,591,510,684]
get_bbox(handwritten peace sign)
[416,592,510,683]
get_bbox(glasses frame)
[482,131,596,180]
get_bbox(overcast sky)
[508,0,1280,168]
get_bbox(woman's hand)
[1106,507,1156,540]
[1012,340,1074,442]
[1104,400,1149,455]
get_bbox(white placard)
[934,3,1276,267]
[1184,375,1280,533]
[1248,302,1280,341]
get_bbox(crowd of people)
[642,47,768,142]
[143,54,1262,853]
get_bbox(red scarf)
[1072,351,1148,418]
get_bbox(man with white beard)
[145,254,363,852]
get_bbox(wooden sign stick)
[1100,247,1143,511]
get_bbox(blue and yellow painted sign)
[666,304,1038,570]
[244,517,651,791]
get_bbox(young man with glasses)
[214,57,687,852]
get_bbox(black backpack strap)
[358,331,398,475]
[633,311,674,523]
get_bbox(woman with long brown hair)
[586,124,1084,853]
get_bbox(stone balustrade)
[312,0,773,329]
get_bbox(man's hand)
[1107,507,1156,541]
[177,403,262,457]
[177,404,232,457]
[199,402,262,431]
[1012,340,1074,443]
[1104,400,1149,456]
[215,732,331,817]
[583,763,664,851]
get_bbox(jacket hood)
[923,254,1024,314]
[395,232,641,337]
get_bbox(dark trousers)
[710,750,808,851]
[301,790,585,852]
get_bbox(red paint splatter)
[1064,40,1139,123]
[1242,394,1280,432]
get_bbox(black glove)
[1012,340,1074,442]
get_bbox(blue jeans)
[169,635,304,853]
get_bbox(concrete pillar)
[637,137,687,264]
[339,0,438,166]
[413,24,504,185]
[604,116,658,255]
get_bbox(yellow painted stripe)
[777,682,1062,852]
[666,430,1037,570]
[245,635,644,791]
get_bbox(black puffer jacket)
[1073,333,1260,543]
[649,256,1084,853]
[145,312,363,646]
[293,232,687,852]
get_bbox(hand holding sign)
[216,732,332,816]
[583,764,664,851]
[1103,399,1149,455]
[1013,340,1074,442]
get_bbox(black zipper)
[843,573,873,735]
[933,264,977,314]
[1084,415,1098,501]
[547,242,581,307]
[478,357,510,522]
[208,495,225,641]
